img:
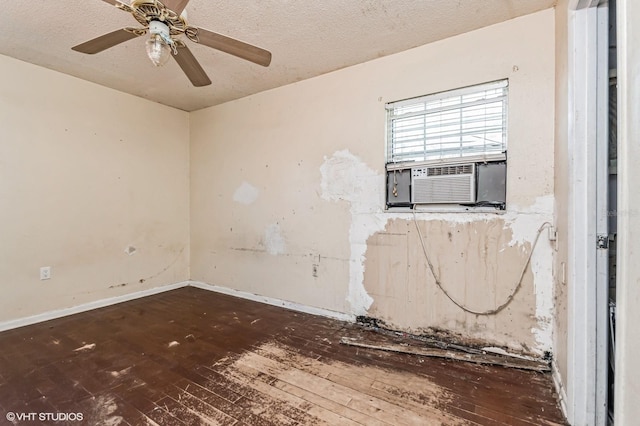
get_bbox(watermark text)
[5,411,83,423]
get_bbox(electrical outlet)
[40,266,51,280]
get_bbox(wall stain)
[364,218,538,354]
[108,283,127,289]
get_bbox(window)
[386,80,508,163]
[385,80,508,209]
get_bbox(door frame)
[566,0,610,424]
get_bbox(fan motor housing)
[130,0,188,35]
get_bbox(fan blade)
[72,29,140,54]
[163,0,191,15]
[100,0,131,8]
[194,27,272,67]
[173,44,212,87]
[104,0,135,12]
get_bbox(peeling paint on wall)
[233,182,260,205]
[320,149,555,354]
[364,216,554,355]
[506,195,555,247]
[505,195,555,353]
[320,150,386,314]
[264,223,286,256]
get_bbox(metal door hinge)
[597,234,609,249]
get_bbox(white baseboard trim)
[551,359,569,421]
[188,281,356,323]
[0,280,355,332]
[0,281,189,332]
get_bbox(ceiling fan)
[72,0,272,87]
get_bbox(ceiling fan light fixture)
[146,34,171,66]
[145,20,172,67]
[72,0,272,87]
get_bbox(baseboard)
[0,281,189,332]
[551,359,569,421]
[188,281,356,323]
[0,280,355,332]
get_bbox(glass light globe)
[145,34,171,67]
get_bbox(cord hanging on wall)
[412,210,551,316]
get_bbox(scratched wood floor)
[0,287,566,425]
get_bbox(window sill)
[385,205,506,214]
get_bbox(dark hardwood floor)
[0,287,566,425]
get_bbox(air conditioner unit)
[411,163,476,204]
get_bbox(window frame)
[385,80,509,165]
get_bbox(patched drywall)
[263,223,287,256]
[233,182,260,205]
[318,148,555,354]
[190,10,556,354]
[363,215,553,354]
[320,150,386,314]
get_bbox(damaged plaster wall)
[190,10,556,354]
[0,55,190,322]
[361,203,554,355]
[319,148,555,354]
[319,150,386,315]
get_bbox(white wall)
[553,0,570,414]
[615,0,640,422]
[0,55,190,322]
[191,10,556,355]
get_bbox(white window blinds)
[386,80,508,163]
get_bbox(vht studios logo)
[5,411,84,422]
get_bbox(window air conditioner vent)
[426,164,474,176]
[411,163,476,204]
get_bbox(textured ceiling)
[0,0,555,112]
